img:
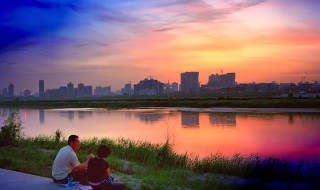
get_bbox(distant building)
[172,82,179,92]
[46,89,60,99]
[95,86,112,96]
[67,82,74,97]
[78,83,85,97]
[59,86,68,97]
[39,80,45,98]
[23,88,31,97]
[134,78,164,95]
[121,83,133,95]
[208,72,236,88]
[164,81,179,93]
[180,72,199,93]
[8,82,14,97]
[2,88,8,97]
[84,86,92,96]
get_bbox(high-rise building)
[67,82,74,97]
[84,86,92,96]
[39,80,45,98]
[23,88,31,97]
[180,72,199,93]
[78,83,85,97]
[171,82,179,92]
[8,82,14,97]
[122,83,133,95]
[134,78,164,95]
[208,72,236,88]
[59,86,68,97]
[94,86,112,96]
[2,88,8,97]
[164,82,179,93]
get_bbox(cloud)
[7,62,18,66]
[153,28,175,32]
[247,27,320,46]
[73,44,89,47]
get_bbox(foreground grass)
[0,135,319,189]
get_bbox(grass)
[1,135,319,189]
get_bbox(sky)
[1,0,320,94]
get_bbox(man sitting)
[52,135,94,185]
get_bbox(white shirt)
[52,145,80,180]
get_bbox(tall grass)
[56,136,319,185]
[0,132,319,187]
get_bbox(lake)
[1,107,320,163]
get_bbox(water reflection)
[209,113,236,127]
[78,111,93,120]
[134,112,166,124]
[237,113,275,121]
[0,107,320,163]
[124,112,133,119]
[54,110,95,121]
[0,108,16,118]
[181,112,199,127]
[39,110,45,124]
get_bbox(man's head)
[68,135,80,151]
[97,145,111,158]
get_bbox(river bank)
[1,97,320,109]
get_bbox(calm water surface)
[1,107,319,163]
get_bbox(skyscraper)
[208,72,236,88]
[39,80,45,98]
[78,83,85,97]
[180,72,199,93]
[8,82,14,97]
[133,78,164,95]
[67,82,74,97]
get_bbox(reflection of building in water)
[209,113,236,127]
[181,112,199,127]
[287,113,320,125]
[39,110,45,124]
[124,112,133,119]
[2,108,17,118]
[237,113,275,121]
[134,112,166,124]
[59,111,75,120]
[78,111,93,119]
[68,111,74,120]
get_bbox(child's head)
[97,145,111,158]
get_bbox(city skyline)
[1,0,320,93]
[1,72,318,97]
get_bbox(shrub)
[54,129,62,144]
[0,112,24,146]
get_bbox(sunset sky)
[1,0,320,93]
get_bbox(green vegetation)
[0,112,24,146]
[1,112,319,189]
[0,97,320,109]
[1,135,319,189]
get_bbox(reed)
[1,134,319,189]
